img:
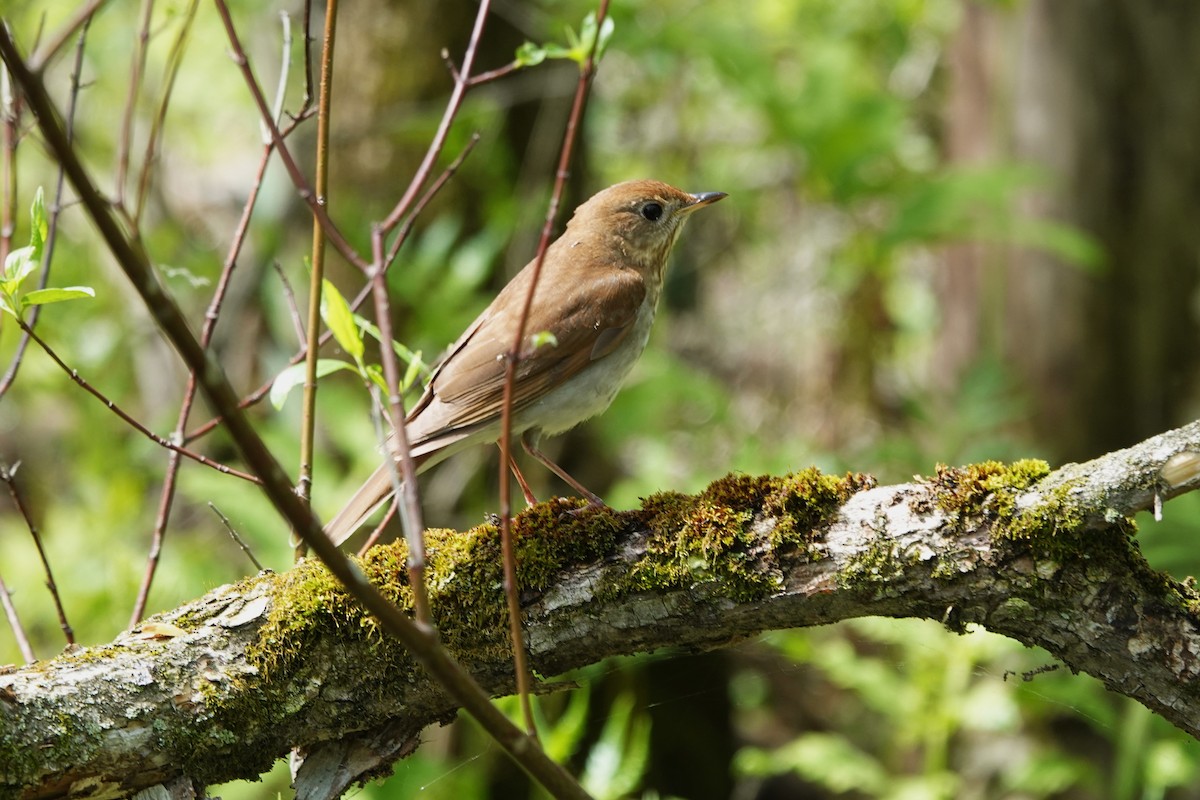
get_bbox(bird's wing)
[408,262,647,439]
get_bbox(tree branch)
[4,422,1199,797]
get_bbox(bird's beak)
[684,191,728,213]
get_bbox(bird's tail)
[324,454,429,547]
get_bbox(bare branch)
[17,320,263,485]
[0,460,74,647]
[4,422,1200,796]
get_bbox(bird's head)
[565,180,727,274]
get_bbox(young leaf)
[29,186,47,259]
[572,13,615,63]
[3,245,37,285]
[22,286,96,307]
[515,42,547,67]
[364,363,390,395]
[352,312,430,384]
[401,350,425,393]
[269,359,357,410]
[320,279,364,362]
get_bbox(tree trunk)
[1007,0,1200,460]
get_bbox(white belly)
[516,294,658,436]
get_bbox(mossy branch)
[3,422,1200,798]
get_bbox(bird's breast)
[518,292,660,436]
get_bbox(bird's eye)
[640,202,664,222]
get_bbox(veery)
[326,179,726,544]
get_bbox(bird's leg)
[507,451,539,507]
[520,430,606,508]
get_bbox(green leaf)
[573,12,615,64]
[21,286,95,306]
[364,363,390,395]
[269,359,356,410]
[515,42,547,67]
[1013,218,1105,271]
[515,13,614,68]
[581,693,651,800]
[352,313,430,386]
[401,350,425,393]
[3,245,37,285]
[29,186,47,259]
[320,279,363,362]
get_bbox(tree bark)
[4,422,1200,799]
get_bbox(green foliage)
[733,620,1200,800]
[516,12,615,67]
[3,1,1195,798]
[269,279,428,409]
[0,189,94,322]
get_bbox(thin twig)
[441,48,522,89]
[271,261,307,346]
[267,11,292,136]
[16,319,262,484]
[130,136,280,626]
[1,60,16,264]
[299,0,315,112]
[363,0,495,626]
[128,31,315,620]
[212,0,368,272]
[295,0,340,561]
[114,0,153,218]
[133,0,200,224]
[367,234,431,625]
[28,0,108,70]
[0,568,34,664]
[0,460,74,647]
[496,0,611,742]
[377,2,492,234]
[356,499,398,558]
[209,503,264,572]
[0,30,591,795]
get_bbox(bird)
[325,179,726,545]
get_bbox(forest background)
[2,0,1199,797]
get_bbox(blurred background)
[3,0,1200,797]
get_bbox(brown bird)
[325,179,726,545]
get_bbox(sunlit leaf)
[29,186,47,258]
[582,693,651,800]
[401,351,425,393]
[269,359,356,410]
[574,12,615,63]
[3,245,37,284]
[22,286,95,306]
[320,279,363,361]
[515,42,547,67]
[353,313,430,386]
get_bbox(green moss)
[930,458,1051,521]
[609,469,873,604]
[764,467,875,551]
[925,458,1143,564]
[838,536,917,586]
[247,498,628,675]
